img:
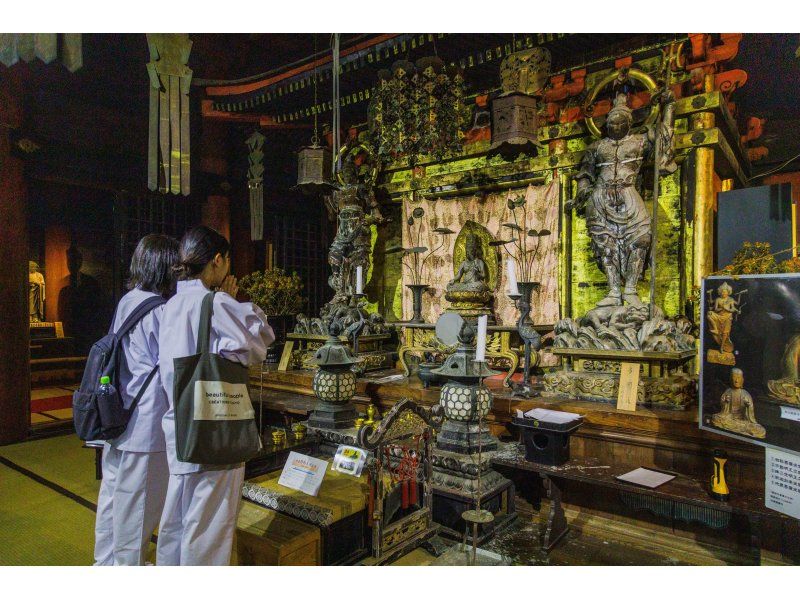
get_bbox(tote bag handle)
[197,291,215,355]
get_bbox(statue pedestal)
[542,348,697,410]
[430,443,516,544]
[444,289,495,324]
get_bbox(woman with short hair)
[94,233,179,566]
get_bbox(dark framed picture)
[700,273,800,456]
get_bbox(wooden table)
[491,442,782,560]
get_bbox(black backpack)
[73,296,166,441]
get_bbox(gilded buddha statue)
[445,232,493,321]
[712,368,766,439]
[29,261,45,323]
[706,282,743,365]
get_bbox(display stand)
[543,348,697,410]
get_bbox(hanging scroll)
[146,34,192,196]
[246,131,265,241]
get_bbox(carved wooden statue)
[569,90,676,308]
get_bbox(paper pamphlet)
[278,451,328,497]
[615,467,675,489]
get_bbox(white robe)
[94,288,170,566]
[156,279,274,565]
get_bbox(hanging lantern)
[293,35,336,196]
[294,139,335,194]
[489,47,551,156]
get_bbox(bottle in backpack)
[73,296,165,441]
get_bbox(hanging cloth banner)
[0,34,82,70]
[246,131,265,241]
[146,33,193,196]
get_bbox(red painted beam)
[205,34,400,97]
[201,100,311,128]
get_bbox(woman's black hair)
[127,234,180,297]
[176,225,231,279]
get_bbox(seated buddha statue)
[446,233,489,293]
[712,368,766,439]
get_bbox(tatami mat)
[0,453,97,565]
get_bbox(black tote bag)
[173,292,262,465]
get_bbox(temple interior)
[2,22,800,572]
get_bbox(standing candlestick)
[475,315,488,362]
[356,266,363,295]
[506,259,519,296]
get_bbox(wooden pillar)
[0,68,31,444]
[691,109,716,291]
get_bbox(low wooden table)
[491,442,783,561]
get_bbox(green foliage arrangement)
[239,269,306,316]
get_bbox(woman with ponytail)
[156,226,274,566]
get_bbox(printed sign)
[278,451,328,497]
[765,447,800,520]
[780,406,800,423]
[193,380,254,421]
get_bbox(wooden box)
[236,500,321,566]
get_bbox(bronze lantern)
[294,141,335,195]
[307,320,359,430]
[489,47,551,156]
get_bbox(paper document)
[765,448,800,519]
[278,451,328,497]
[615,467,675,488]
[522,408,582,424]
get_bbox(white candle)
[475,315,488,362]
[506,259,519,295]
[356,266,363,294]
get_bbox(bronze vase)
[407,284,429,324]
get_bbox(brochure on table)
[278,451,328,497]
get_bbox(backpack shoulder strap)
[126,363,160,416]
[115,295,167,339]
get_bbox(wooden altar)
[249,366,799,559]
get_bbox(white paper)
[332,445,367,477]
[765,448,800,519]
[506,259,519,296]
[523,408,581,424]
[780,406,800,423]
[278,451,328,497]
[356,266,363,294]
[475,315,488,362]
[616,467,675,489]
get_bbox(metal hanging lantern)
[489,47,551,156]
[293,32,336,195]
[307,320,359,430]
[294,139,335,194]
